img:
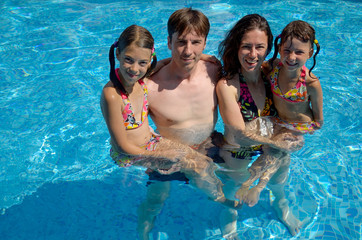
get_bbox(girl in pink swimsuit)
[268,20,324,133]
[100,25,236,209]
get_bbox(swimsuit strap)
[270,62,308,102]
[238,72,277,122]
[115,68,148,129]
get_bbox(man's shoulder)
[199,59,219,69]
[149,64,170,84]
[198,59,220,83]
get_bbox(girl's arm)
[307,74,324,127]
[101,85,146,155]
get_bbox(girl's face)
[279,37,313,71]
[238,29,268,74]
[116,43,152,86]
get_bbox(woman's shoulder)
[216,75,240,102]
[216,74,239,88]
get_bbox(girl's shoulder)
[143,77,150,85]
[304,67,320,85]
[102,81,122,103]
[304,69,322,96]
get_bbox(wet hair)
[218,14,273,80]
[109,25,157,92]
[167,8,210,41]
[269,20,320,77]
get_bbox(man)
[137,8,223,240]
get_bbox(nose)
[249,47,257,58]
[288,52,297,61]
[183,42,192,55]
[129,63,138,74]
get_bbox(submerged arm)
[224,123,300,152]
[217,78,300,151]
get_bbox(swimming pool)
[0,0,361,239]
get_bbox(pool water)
[0,0,361,239]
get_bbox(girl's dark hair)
[218,14,273,80]
[109,25,157,92]
[269,20,320,77]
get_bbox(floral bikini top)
[238,72,277,122]
[115,68,148,130]
[269,62,308,102]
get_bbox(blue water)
[0,0,361,239]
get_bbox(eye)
[139,61,148,67]
[177,40,186,45]
[240,45,251,49]
[124,57,133,64]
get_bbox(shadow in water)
[0,171,286,240]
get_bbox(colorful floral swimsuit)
[230,71,277,159]
[110,68,161,167]
[269,62,320,133]
[270,62,308,103]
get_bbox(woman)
[216,14,307,237]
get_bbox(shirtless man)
[137,8,222,240]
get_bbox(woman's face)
[238,29,268,74]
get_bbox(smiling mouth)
[286,61,298,67]
[127,72,137,78]
[182,57,193,62]
[245,59,258,65]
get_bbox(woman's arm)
[216,77,299,151]
[216,77,246,130]
[200,54,221,65]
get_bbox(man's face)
[168,30,206,71]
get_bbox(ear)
[278,44,282,55]
[115,48,121,62]
[309,48,313,58]
[167,36,171,50]
[202,37,207,51]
